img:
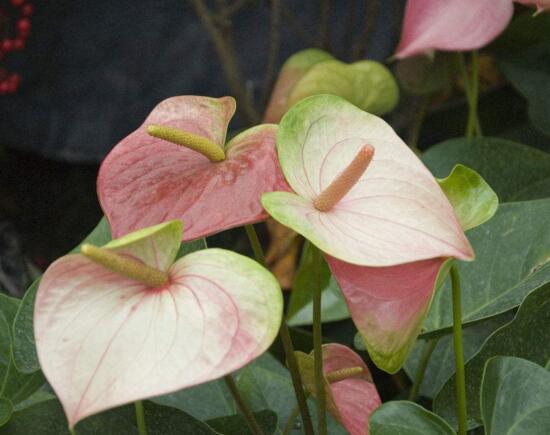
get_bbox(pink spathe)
[98,96,289,242]
[322,344,381,435]
[395,0,514,58]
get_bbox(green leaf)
[0,398,13,427]
[206,410,278,435]
[498,42,550,138]
[422,199,550,336]
[437,164,498,231]
[2,399,219,434]
[404,314,512,399]
[481,357,550,435]
[236,353,347,434]
[0,294,44,411]
[12,280,39,374]
[369,401,454,435]
[287,242,349,326]
[423,137,550,201]
[152,380,234,421]
[433,283,550,428]
[288,59,399,115]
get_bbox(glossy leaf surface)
[481,357,550,435]
[423,199,550,335]
[434,283,550,428]
[423,137,550,201]
[370,401,454,435]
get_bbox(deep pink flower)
[98,95,289,242]
[395,0,514,58]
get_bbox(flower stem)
[134,401,148,435]
[224,375,264,435]
[244,224,266,265]
[451,264,467,435]
[408,338,438,401]
[456,52,482,139]
[312,245,327,435]
[243,224,315,435]
[466,51,480,139]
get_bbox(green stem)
[456,52,482,139]
[69,429,76,435]
[408,338,438,401]
[134,401,148,435]
[224,375,264,435]
[244,224,266,265]
[451,264,468,435]
[312,246,327,435]
[243,224,315,435]
[466,51,480,139]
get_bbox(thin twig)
[190,0,260,125]
[351,0,380,61]
[263,0,282,104]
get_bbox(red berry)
[11,0,25,7]
[0,81,9,94]
[22,4,33,16]
[1,39,14,52]
[13,38,25,50]
[17,18,31,32]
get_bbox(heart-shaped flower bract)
[395,0,514,58]
[262,95,474,372]
[34,220,283,428]
[295,344,381,435]
[98,95,289,242]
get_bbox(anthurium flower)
[295,344,381,435]
[34,220,283,428]
[262,95,476,372]
[264,49,398,123]
[98,95,289,242]
[394,0,515,58]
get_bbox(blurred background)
[0,0,546,298]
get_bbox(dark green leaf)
[498,42,550,138]
[422,199,550,335]
[0,397,13,427]
[369,401,454,435]
[287,242,349,326]
[206,410,278,435]
[404,314,512,399]
[481,357,550,435]
[3,399,219,434]
[237,353,346,434]
[423,137,550,201]
[0,294,44,410]
[152,380,234,421]
[434,283,550,428]
[12,280,39,374]
[494,11,550,51]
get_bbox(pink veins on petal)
[34,246,282,427]
[98,95,289,242]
